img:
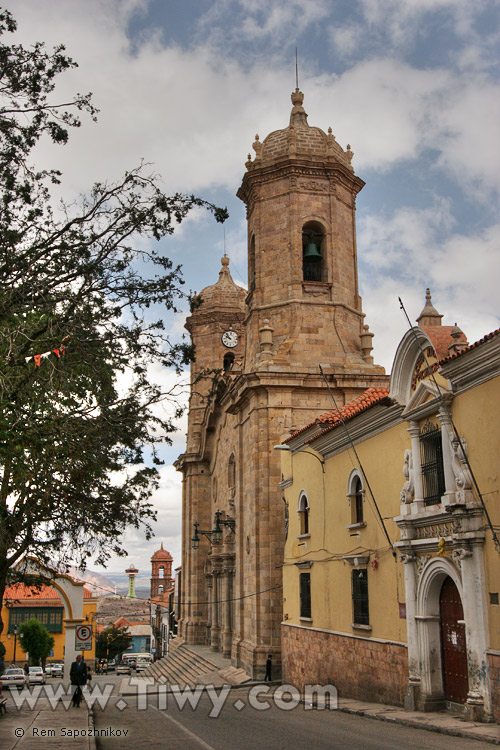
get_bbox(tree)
[0,9,227,634]
[18,618,55,666]
[95,626,132,661]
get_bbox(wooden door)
[439,576,469,703]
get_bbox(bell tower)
[178,88,388,679]
[238,88,380,385]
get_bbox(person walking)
[70,654,87,708]
[264,654,272,682]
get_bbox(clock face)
[222,330,238,348]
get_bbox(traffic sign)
[75,624,92,650]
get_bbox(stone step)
[137,644,221,687]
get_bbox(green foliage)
[0,8,227,633]
[18,618,55,665]
[95,626,132,661]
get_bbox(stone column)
[438,406,456,504]
[63,619,84,684]
[221,562,234,658]
[210,563,221,651]
[401,555,421,711]
[408,422,424,511]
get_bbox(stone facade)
[176,89,388,679]
[282,624,408,706]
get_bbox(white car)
[51,664,64,678]
[28,667,46,685]
[0,667,27,689]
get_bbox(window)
[420,422,445,506]
[300,573,311,618]
[302,221,327,282]
[159,566,164,578]
[223,352,235,371]
[352,569,369,625]
[298,492,309,536]
[347,470,365,527]
[249,235,256,292]
[228,454,236,491]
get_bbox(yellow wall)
[282,370,500,651]
[1,596,97,664]
[283,420,408,643]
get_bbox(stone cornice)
[237,158,364,206]
[439,334,500,394]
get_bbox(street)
[92,676,495,750]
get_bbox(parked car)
[116,661,131,675]
[28,667,46,685]
[44,664,53,676]
[135,659,150,672]
[0,667,27,689]
[107,659,116,672]
[51,664,63,678]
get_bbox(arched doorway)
[439,576,468,704]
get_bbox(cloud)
[358,206,500,370]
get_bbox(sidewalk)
[337,695,500,745]
[0,692,96,750]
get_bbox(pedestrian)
[264,654,272,682]
[70,654,87,708]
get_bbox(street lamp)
[191,511,235,550]
[13,624,18,665]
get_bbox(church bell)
[303,239,322,260]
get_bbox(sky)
[8,0,500,586]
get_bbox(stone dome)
[247,89,353,171]
[196,254,246,310]
[151,543,173,561]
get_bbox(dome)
[196,254,246,310]
[151,542,173,562]
[247,89,353,171]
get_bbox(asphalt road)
[92,677,494,750]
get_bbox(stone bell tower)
[238,88,381,391]
[177,88,388,679]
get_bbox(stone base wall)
[488,652,500,722]
[282,624,408,706]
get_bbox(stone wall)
[488,652,500,722]
[282,623,408,706]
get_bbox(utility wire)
[398,297,500,552]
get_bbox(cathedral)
[175,88,388,678]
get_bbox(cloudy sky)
[9,0,500,584]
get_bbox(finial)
[296,47,299,90]
[221,254,230,268]
[417,288,443,327]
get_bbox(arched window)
[159,566,164,579]
[158,584,164,594]
[249,234,256,292]
[298,492,309,536]
[223,352,235,371]
[302,221,327,282]
[228,454,236,491]
[347,470,365,526]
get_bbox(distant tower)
[151,543,174,599]
[125,563,138,599]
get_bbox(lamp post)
[191,511,235,550]
[12,624,18,665]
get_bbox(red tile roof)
[439,327,500,364]
[285,387,390,442]
[421,325,468,361]
[4,583,94,607]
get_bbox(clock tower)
[177,89,388,677]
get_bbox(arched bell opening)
[302,221,327,282]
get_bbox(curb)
[88,707,97,750]
[337,704,500,746]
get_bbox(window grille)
[420,422,445,506]
[352,569,369,625]
[300,573,311,618]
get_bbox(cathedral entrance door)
[439,576,468,704]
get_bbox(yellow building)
[280,292,500,722]
[1,582,97,665]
